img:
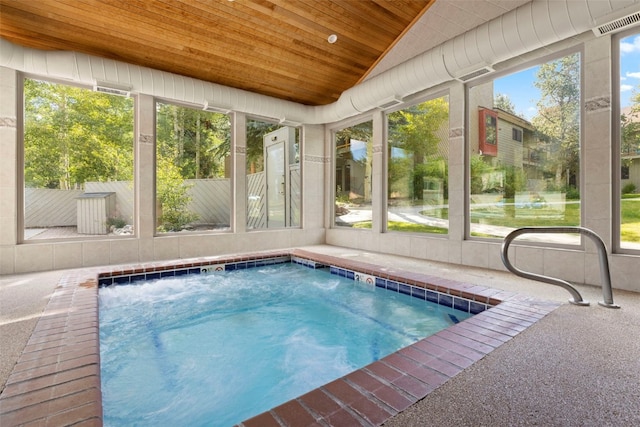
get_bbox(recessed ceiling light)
[327,34,338,44]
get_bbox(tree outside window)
[386,96,450,234]
[468,52,581,243]
[23,78,134,239]
[155,102,231,233]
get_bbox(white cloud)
[620,35,640,54]
[621,84,634,92]
[626,71,640,79]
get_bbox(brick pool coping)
[0,249,560,426]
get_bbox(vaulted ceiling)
[0,0,530,106]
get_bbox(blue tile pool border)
[97,253,491,316]
[97,254,291,287]
[328,266,490,315]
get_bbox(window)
[468,52,581,243]
[621,165,630,180]
[156,102,231,233]
[512,128,523,142]
[478,108,498,156]
[334,120,373,228]
[23,78,134,240]
[386,96,449,234]
[246,119,300,230]
[617,31,640,251]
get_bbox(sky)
[620,33,640,109]
[493,33,640,121]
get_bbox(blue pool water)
[99,263,471,426]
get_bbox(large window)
[468,52,581,243]
[23,78,134,240]
[334,120,373,228]
[386,96,449,234]
[246,119,300,230]
[618,31,640,251]
[156,102,231,233]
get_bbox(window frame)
[154,98,233,235]
[244,114,303,231]
[19,73,137,243]
[464,47,585,247]
[612,28,640,255]
[512,127,523,142]
[329,113,375,230]
[383,91,451,236]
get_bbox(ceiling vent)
[93,80,131,97]
[376,95,404,110]
[455,66,495,83]
[278,117,301,127]
[593,11,640,36]
[202,100,231,113]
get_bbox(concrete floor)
[0,269,64,392]
[1,245,639,426]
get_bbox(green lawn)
[344,196,640,242]
[470,200,580,228]
[621,197,640,243]
[352,220,448,234]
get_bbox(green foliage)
[621,95,640,157]
[469,154,493,194]
[545,183,580,200]
[387,97,449,200]
[246,119,280,173]
[156,156,199,232]
[335,121,373,147]
[106,217,127,229]
[494,93,517,115]
[155,103,232,231]
[503,165,527,199]
[335,120,374,203]
[564,186,580,200]
[156,103,230,179]
[622,183,637,195]
[531,53,580,188]
[24,78,134,189]
[335,186,351,204]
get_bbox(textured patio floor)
[1,245,639,426]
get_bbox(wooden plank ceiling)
[0,0,435,105]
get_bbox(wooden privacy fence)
[186,179,231,226]
[24,188,83,227]
[247,172,266,229]
[25,179,231,228]
[24,169,300,229]
[247,165,300,229]
[290,165,301,226]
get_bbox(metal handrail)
[501,227,620,308]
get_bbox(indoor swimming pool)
[99,260,473,426]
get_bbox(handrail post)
[501,227,620,308]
